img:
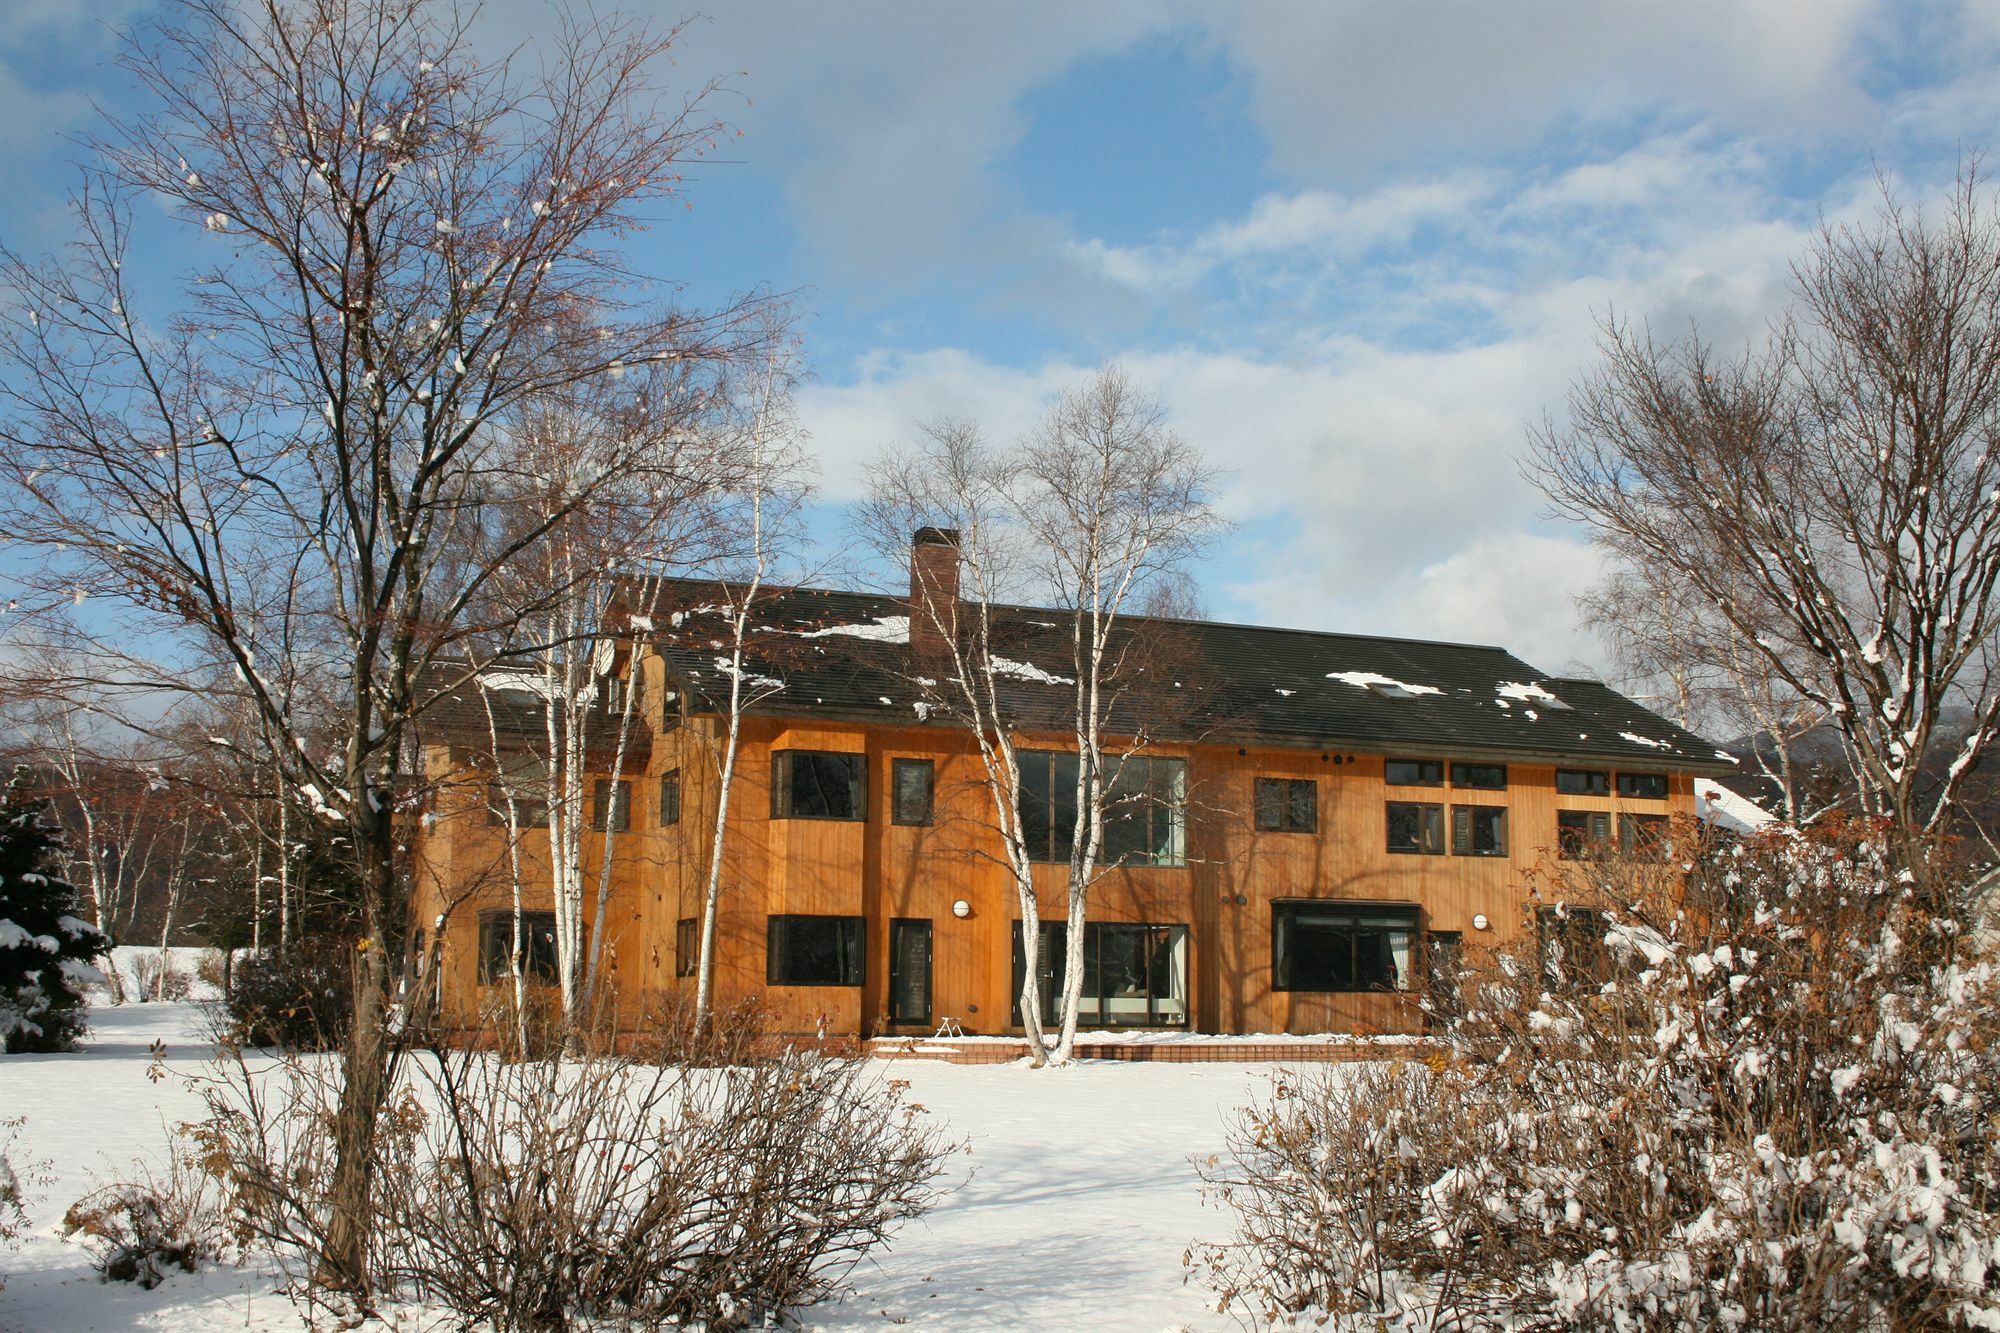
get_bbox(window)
[1450,762,1508,790]
[486,783,551,828]
[478,910,558,985]
[1620,813,1670,861]
[675,916,698,977]
[1254,777,1317,833]
[1556,768,1610,796]
[1426,932,1465,1025]
[766,915,864,986]
[1538,905,1613,988]
[1386,801,1444,855]
[1451,805,1507,856]
[1018,751,1186,866]
[659,769,681,826]
[1384,758,1443,786]
[1273,900,1418,991]
[592,778,631,832]
[892,758,934,826]
[1012,921,1188,1026]
[1617,771,1669,800]
[771,751,867,821]
[1557,809,1612,859]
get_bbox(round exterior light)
[952,899,972,919]
[1472,913,1490,931]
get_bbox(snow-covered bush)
[184,1018,954,1328]
[0,1117,41,1291]
[0,767,110,1052]
[1192,819,2000,1329]
[128,951,193,1003]
[217,942,353,1050]
[61,1149,235,1289]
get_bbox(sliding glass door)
[1011,921,1189,1028]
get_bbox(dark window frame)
[592,778,632,832]
[1018,750,1186,867]
[770,750,868,822]
[1617,771,1670,800]
[1556,768,1610,796]
[675,916,698,977]
[891,758,935,827]
[1557,809,1613,859]
[485,783,551,829]
[1011,920,1190,1027]
[1386,801,1445,855]
[477,910,559,986]
[1450,762,1508,790]
[1450,803,1507,857]
[1384,758,1444,787]
[765,914,865,986]
[1254,777,1318,833]
[1272,900,1421,993]
[659,769,681,827]
[1620,813,1670,862]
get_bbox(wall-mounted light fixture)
[952,899,971,919]
[1472,913,1490,931]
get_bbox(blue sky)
[7,0,2000,677]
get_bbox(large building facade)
[409,538,1731,1038]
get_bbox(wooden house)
[407,533,1733,1038]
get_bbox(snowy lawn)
[2,1001,1318,1331]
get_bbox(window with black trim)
[771,751,867,821]
[478,910,558,985]
[766,915,864,986]
[1012,921,1188,1026]
[1273,900,1418,991]
[486,783,551,828]
[592,778,631,832]
[1556,768,1610,796]
[1386,801,1444,854]
[1450,762,1507,790]
[1254,777,1317,833]
[1620,813,1670,861]
[892,758,934,826]
[1557,809,1612,859]
[1018,750,1185,866]
[1451,804,1506,856]
[1384,758,1443,786]
[1538,905,1613,988]
[1617,771,1669,800]
[659,770,681,826]
[675,916,697,977]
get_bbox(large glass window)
[1386,801,1445,854]
[1451,804,1507,856]
[771,751,867,821]
[486,753,551,828]
[766,915,864,986]
[892,758,934,826]
[478,910,558,985]
[1450,762,1508,790]
[1254,777,1317,833]
[1011,921,1189,1027]
[1272,901,1418,991]
[592,778,631,832]
[659,769,681,826]
[1018,751,1186,866]
[1620,813,1670,862]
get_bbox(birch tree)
[859,367,1224,1065]
[0,0,771,1296]
[1529,166,2000,871]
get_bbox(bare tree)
[0,0,771,1297]
[859,367,1224,1065]
[1528,166,2000,868]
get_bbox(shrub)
[130,952,193,1003]
[0,1117,43,1292]
[186,1015,955,1327]
[1191,820,2000,1330]
[61,1152,233,1290]
[218,943,354,1050]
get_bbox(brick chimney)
[908,527,962,658]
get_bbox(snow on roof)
[1497,681,1571,709]
[1695,778,1777,835]
[1620,731,1673,751]
[477,670,561,700]
[782,615,912,644]
[991,656,1076,686]
[1326,670,1442,698]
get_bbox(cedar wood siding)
[409,646,1701,1037]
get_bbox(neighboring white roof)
[1695,777,1777,835]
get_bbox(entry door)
[888,919,932,1027]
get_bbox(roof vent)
[1366,681,1420,700]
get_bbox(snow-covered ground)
[2,1002,1309,1331]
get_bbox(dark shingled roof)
[637,581,1736,774]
